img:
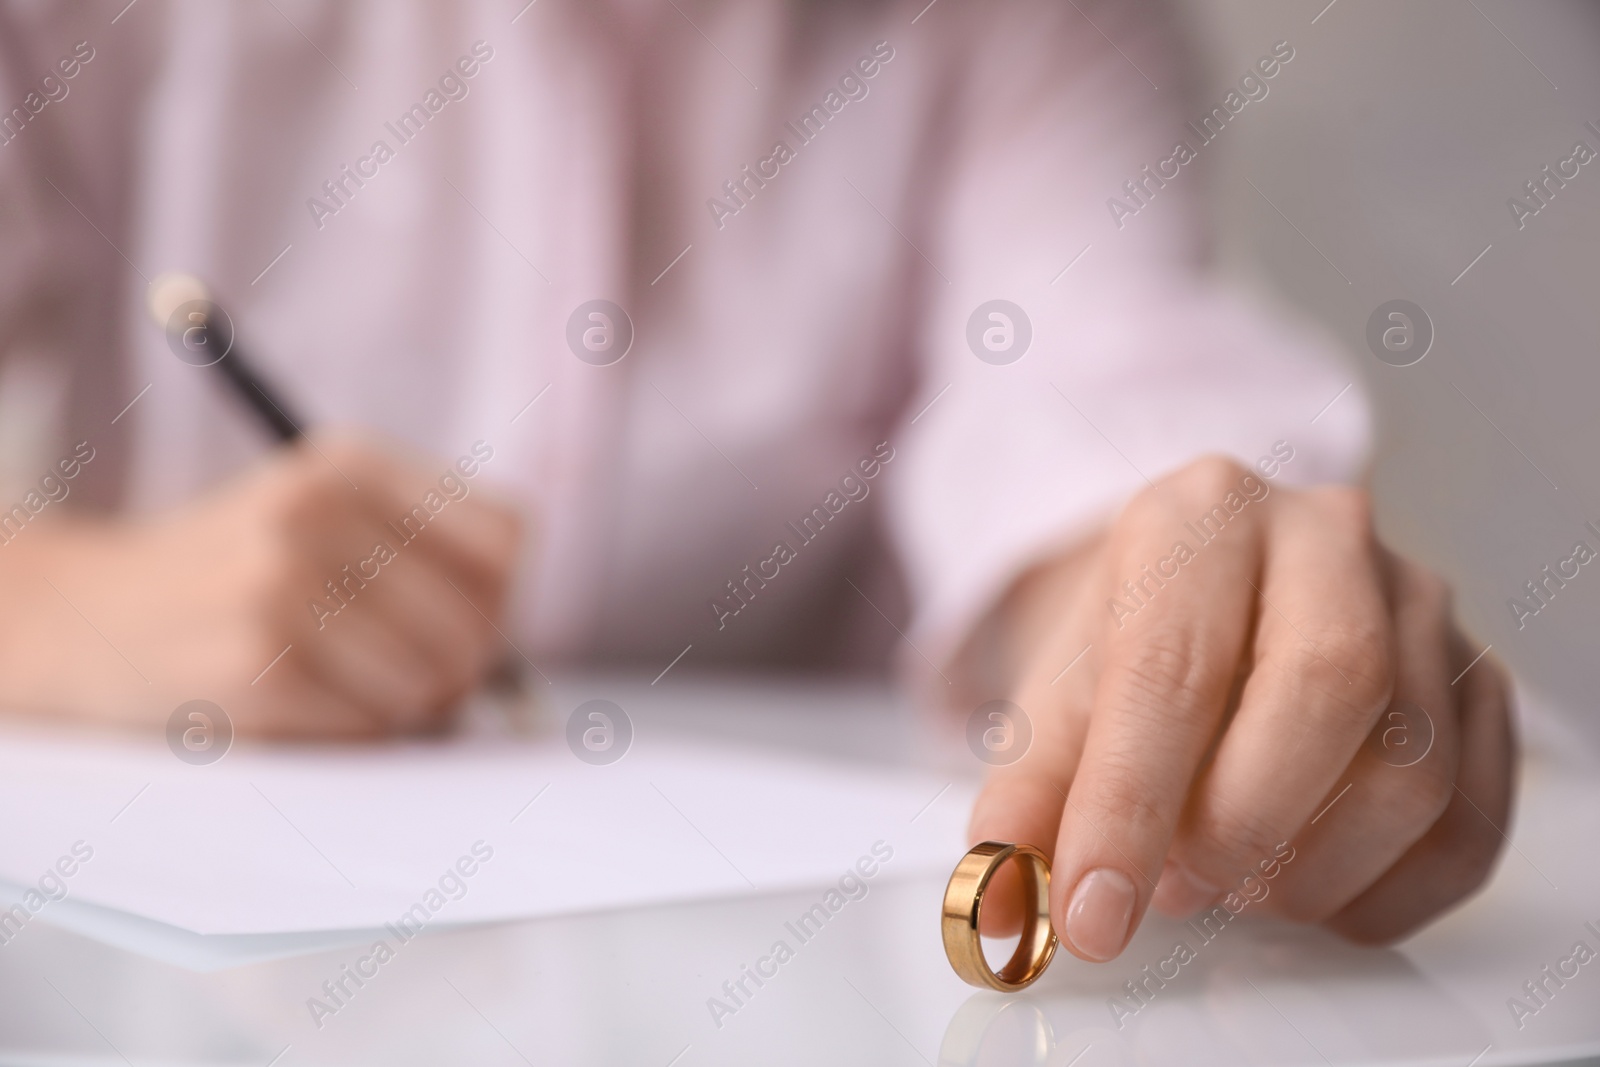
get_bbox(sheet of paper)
[0,720,973,939]
[0,876,375,969]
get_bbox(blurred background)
[1187,0,1600,750]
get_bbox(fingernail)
[1151,860,1220,918]
[1063,867,1137,961]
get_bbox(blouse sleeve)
[883,0,1371,670]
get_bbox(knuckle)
[1106,630,1217,714]
[312,432,374,468]
[1382,757,1454,830]
[1309,484,1375,535]
[1282,622,1395,723]
[1188,800,1288,879]
[1079,769,1170,846]
[1117,483,1176,534]
[1174,454,1251,501]
[274,469,343,528]
[1117,455,1252,533]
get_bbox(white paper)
[0,720,973,940]
[0,878,376,969]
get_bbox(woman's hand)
[968,456,1514,960]
[0,434,523,738]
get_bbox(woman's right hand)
[0,434,523,738]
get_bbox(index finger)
[313,434,524,590]
[1050,459,1264,961]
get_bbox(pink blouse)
[0,0,1367,678]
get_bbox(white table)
[0,676,1596,1066]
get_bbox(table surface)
[0,675,1597,1067]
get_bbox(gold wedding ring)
[941,841,1057,991]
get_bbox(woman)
[0,0,1510,962]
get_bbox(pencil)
[146,271,304,442]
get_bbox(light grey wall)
[1186,0,1600,737]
